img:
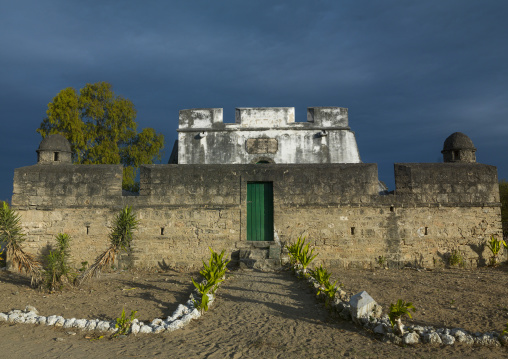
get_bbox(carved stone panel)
[246,138,278,154]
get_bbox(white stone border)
[292,266,508,347]
[0,283,219,335]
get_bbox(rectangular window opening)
[86,226,90,235]
[390,206,395,212]
[54,152,59,161]
[351,227,355,235]
[161,227,165,235]
[424,227,428,235]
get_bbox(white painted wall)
[177,107,361,165]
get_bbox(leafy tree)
[500,180,508,237]
[37,82,164,191]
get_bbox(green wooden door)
[247,182,274,241]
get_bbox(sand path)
[0,269,505,358]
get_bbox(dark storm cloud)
[0,0,507,200]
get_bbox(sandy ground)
[0,266,507,358]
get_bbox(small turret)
[441,132,476,163]
[36,134,72,164]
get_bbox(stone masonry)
[10,109,503,270]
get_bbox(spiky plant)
[487,235,504,266]
[76,206,138,285]
[44,233,73,291]
[286,236,305,266]
[388,299,416,336]
[298,242,318,275]
[0,202,41,285]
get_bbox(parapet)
[178,107,349,129]
[307,107,348,127]
[235,107,295,127]
[179,108,223,129]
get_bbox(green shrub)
[388,299,416,335]
[487,235,505,266]
[113,308,137,337]
[44,233,73,291]
[286,236,305,266]
[309,265,331,287]
[448,250,464,267]
[192,248,230,313]
[298,241,317,275]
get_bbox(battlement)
[178,107,349,129]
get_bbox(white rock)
[474,334,499,346]
[440,333,455,345]
[139,325,153,334]
[450,328,466,336]
[24,305,38,315]
[131,322,140,335]
[189,308,201,320]
[166,320,184,331]
[151,318,163,327]
[96,321,110,332]
[73,319,88,329]
[349,291,378,320]
[180,313,193,325]
[46,315,58,326]
[36,316,47,325]
[7,312,21,323]
[423,332,442,344]
[24,316,37,324]
[153,325,165,334]
[0,313,9,322]
[63,318,76,328]
[84,320,97,331]
[403,332,420,345]
[454,330,474,344]
[54,316,65,327]
[169,304,188,321]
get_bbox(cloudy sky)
[0,0,507,201]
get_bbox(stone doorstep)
[239,248,268,260]
[236,241,274,249]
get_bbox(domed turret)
[36,134,72,164]
[441,132,476,163]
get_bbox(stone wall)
[11,162,503,269]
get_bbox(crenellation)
[178,108,223,129]
[307,107,349,127]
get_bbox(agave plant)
[298,242,318,275]
[286,236,305,266]
[309,265,331,292]
[487,235,504,266]
[200,248,230,294]
[44,233,73,291]
[113,308,138,338]
[322,279,339,307]
[388,299,416,336]
[0,202,42,285]
[76,206,138,285]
